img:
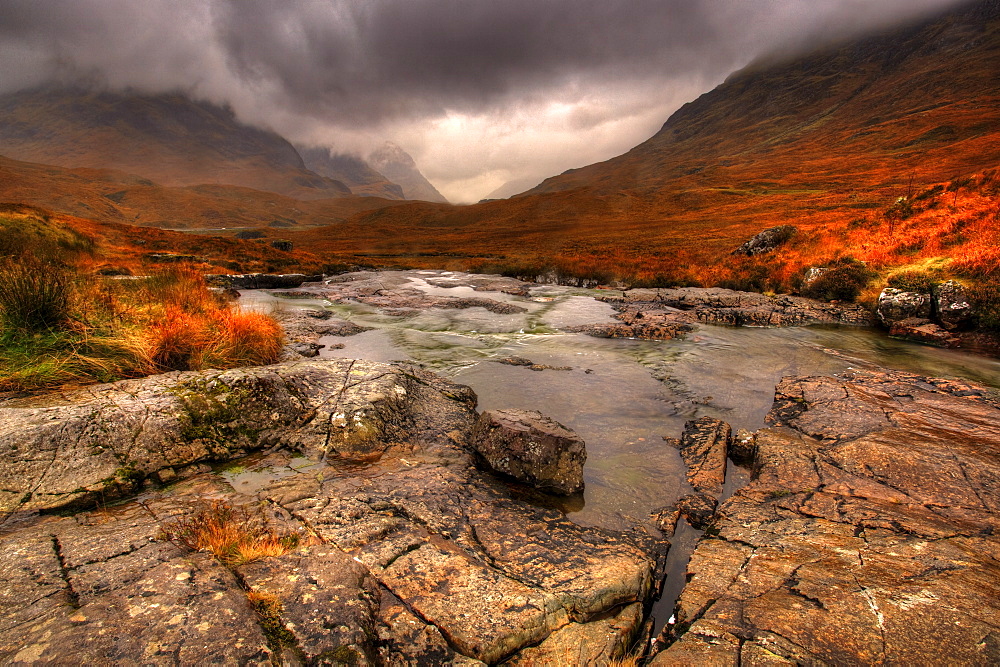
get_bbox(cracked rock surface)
[0,359,659,664]
[652,367,1000,665]
[601,286,874,327]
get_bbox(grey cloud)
[0,0,974,200]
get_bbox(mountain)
[483,177,543,201]
[0,87,351,200]
[367,142,449,203]
[526,0,1000,200]
[0,153,402,231]
[297,146,406,199]
[298,0,1000,286]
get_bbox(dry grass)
[159,500,303,568]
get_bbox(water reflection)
[244,271,1000,532]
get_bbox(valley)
[1,0,999,663]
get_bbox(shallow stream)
[241,270,1000,627]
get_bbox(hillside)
[297,0,999,288]
[368,142,449,203]
[0,154,404,231]
[298,146,405,200]
[0,87,352,200]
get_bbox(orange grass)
[159,500,303,568]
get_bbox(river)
[240,269,1000,628]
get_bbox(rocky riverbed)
[2,270,1000,664]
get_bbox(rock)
[888,317,960,347]
[470,409,587,495]
[0,359,430,518]
[674,493,717,530]
[801,266,828,288]
[0,362,660,664]
[933,279,974,330]
[678,417,731,497]
[730,429,757,466]
[651,505,682,537]
[732,225,796,256]
[270,239,293,252]
[239,545,380,664]
[876,288,932,325]
[572,307,696,340]
[507,602,644,665]
[653,367,1000,664]
[287,341,324,357]
[494,357,573,371]
[602,287,874,327]
[205,273,323,289]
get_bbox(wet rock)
[508,602,644,665]
[470,409,586,495]
[876,287,932,325]
[206,273,323,289]
[573,307,696,340]
[0,359,430,518]
[732,225,796,256]
[730,429,757,466]
[287,341,324,357]
[678,417,731,497]
[674,493,717,530]
[239,545,381,664]
[651,505,682,537]
[494,357,573,372]
[933,279,974,330]
[888,317,960,347]
[653,367,1000,664]
[603,287,874,327]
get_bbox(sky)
[0,0,970,203]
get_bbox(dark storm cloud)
[209,0,969,126]
[0,0,970,127]
[0,0,974,199]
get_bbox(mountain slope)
[297,146,406,199]
[0,87,351,200]
[0,154,403,231]
[302,0,1000,286]
[368,142,449,203]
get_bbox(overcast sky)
[0,0,970,202]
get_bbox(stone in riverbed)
[652,367,1000,664]
[677,416,730,497]
[888,317,960,347]
[470,409,586,494]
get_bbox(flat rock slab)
[0,359,422,519]
[240,544,381,664]
[0,359,659,664]
[470,409,587,494]
[508,602,644,665]
[603,287,874,327]
[654,367,1000,664]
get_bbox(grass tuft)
[158,500,301,568]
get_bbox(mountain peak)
[367,142,448,203]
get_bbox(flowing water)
[242,270,1000,627]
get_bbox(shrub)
[885,269,941,293]
[0,257,74,332]
[800,257,874,302]
[968,280,1000,333]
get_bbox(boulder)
[732,224,796,256]
[470,409,586,494]
[876,288,932,325]
[573,307,696,340]
[933,279,974,330]
[205,273,323,289]
[653,367,1000,664]
[888,317,960,347]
